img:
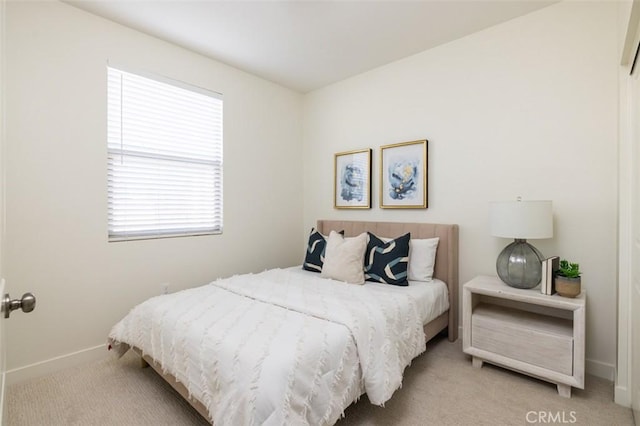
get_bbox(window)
[107,66,223,241]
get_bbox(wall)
[303,1,619,378]
[4,1,303,376]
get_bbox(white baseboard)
[1,371,5,425]
[615,384,631,407]
[585,358,615,381]
[6,344,109,386]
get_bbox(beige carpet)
[7,336,634,425]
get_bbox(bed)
[108,220,459,425]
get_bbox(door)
[620,7,640,420]
[633,69,640,425]
[0,3,37,422]
[0,281,5,426]
[0,0,7,423]
[630,37,640,425]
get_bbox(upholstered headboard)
[316,220,459,341]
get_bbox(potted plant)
[554,259,581,298]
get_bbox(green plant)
[557,259,581,278]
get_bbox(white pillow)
[321,231,367,284]
[408,237,439,282]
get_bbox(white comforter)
[109,268,428,425]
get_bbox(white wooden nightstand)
[462,275,586,397]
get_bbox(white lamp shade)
[490,200,553,239]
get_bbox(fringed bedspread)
[109,268,426,425]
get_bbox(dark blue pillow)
[365,232,411,286]
[303,228,343,273]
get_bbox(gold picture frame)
[380,140,428,209]
[334,149,372,209]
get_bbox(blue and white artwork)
[381,140,427,208]
[388,161,418,200]
[334,149,371,208]
[340,163,365,202]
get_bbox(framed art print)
[334,148,372,209]
[380,140,427,209]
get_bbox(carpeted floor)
[7,336,634,425]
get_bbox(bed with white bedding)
[108,220,458,425]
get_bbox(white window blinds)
[107,66,223,241]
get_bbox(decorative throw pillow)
[303,228,343,273]
[365,232,411,286]
[408,237,439,282]
[320,231,367,284]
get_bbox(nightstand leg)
[472,357,483,368]
[557,384,571,398]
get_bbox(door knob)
[2,293,36,318]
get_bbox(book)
[541,258,548,294]
[542,256,559,295]
[548,256,559,295]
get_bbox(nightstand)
[462,275,585,397]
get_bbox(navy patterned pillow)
[303,228,343,273]
[365,232,411,286]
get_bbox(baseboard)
[0,370,5,425]
[585,358,615,381]
[6,344,109,386]
[615,384,631,407]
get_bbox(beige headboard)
[316,220,459,341]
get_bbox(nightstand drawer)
[471,304,573,375]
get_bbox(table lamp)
[490,198,553,289]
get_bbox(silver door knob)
[2,293,36,318]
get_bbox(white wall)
[303,1,619,378]
[5,1,303,374]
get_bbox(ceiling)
[65,1,556,93]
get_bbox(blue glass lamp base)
[496,239,544,289]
